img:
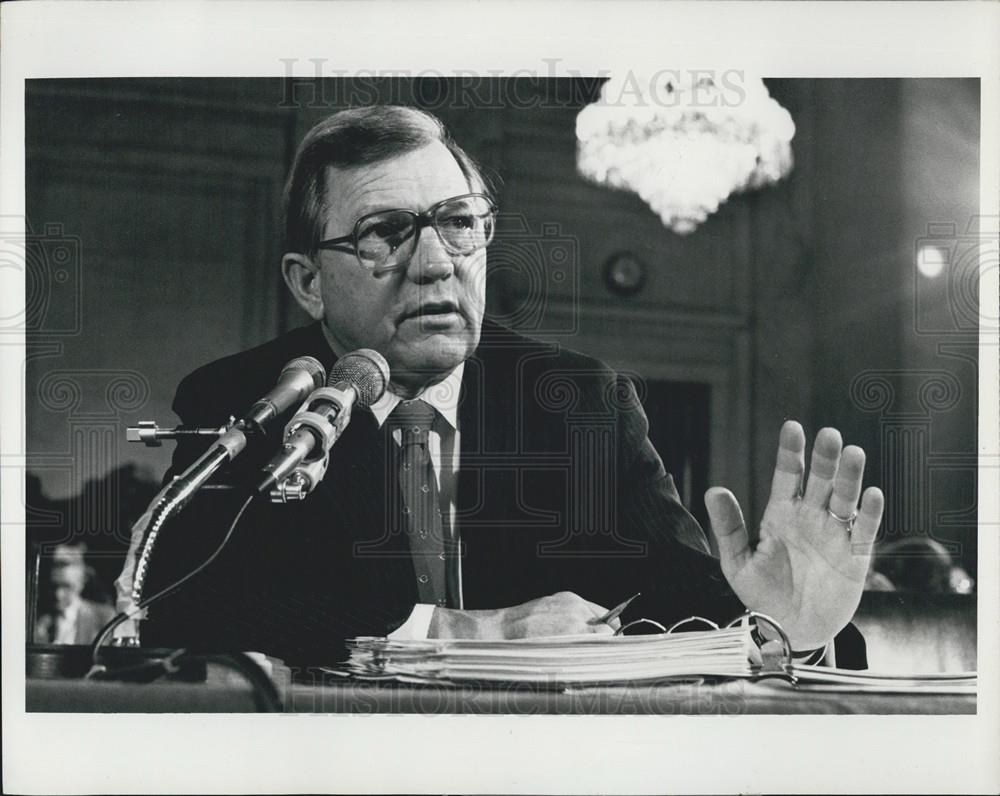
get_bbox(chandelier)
[576,74,796,234]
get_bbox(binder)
[331,610,977,695]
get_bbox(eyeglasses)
[316,193,497,273]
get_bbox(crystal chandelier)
[576,74,796,234]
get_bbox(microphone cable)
[85,493,282,711]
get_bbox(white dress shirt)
[368,364,464,640]
[38,598,81,644]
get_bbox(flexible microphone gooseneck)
[128,356,326,605]
[257,348,390,495]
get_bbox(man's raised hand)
[705,421,884,651]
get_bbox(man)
[36,543,115,645]
[140,106,883,667]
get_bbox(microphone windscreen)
[281,356,326,390]
[328,349,390,407]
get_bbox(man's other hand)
[429,591,621,639]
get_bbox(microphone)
[158,356,326,508]
[257,349,390,496]
[241,356,327,433]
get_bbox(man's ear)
[281,253,325,320]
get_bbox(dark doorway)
[634,379,712,536]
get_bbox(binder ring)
[664,616,721,634]
[725,610,794,671]
[614,618,667,636]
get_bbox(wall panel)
[26,80,293,508]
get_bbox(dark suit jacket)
[143,319,865,668]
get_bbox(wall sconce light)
[603,251,648,296]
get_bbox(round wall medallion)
[603,251,648,296]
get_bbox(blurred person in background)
[873,537,975,594]
[34,542,115,645]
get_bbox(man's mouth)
[402,301,461,321]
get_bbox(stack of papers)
[342,627,756,686]
[785,664,977,695]
[337,628,978,694]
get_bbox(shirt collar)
[368,362,464,431]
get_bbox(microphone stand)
[128,423,252,612]
[109,356,327,647]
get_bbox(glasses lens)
[356,211,417,269]
[433,196,495,254]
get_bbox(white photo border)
[2,2,998,794]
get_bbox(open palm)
[706,421,884,651]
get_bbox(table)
[26,676,975,714]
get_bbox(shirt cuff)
[387,604,436,640]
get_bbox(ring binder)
[331,609,978,695]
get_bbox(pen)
[589,592,641,626]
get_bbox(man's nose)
[405,224,455,283]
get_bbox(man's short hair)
[284,105,491,257]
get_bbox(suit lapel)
[313,402,418,605]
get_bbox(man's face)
[311,141,487,393]
[50,564,84,612]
